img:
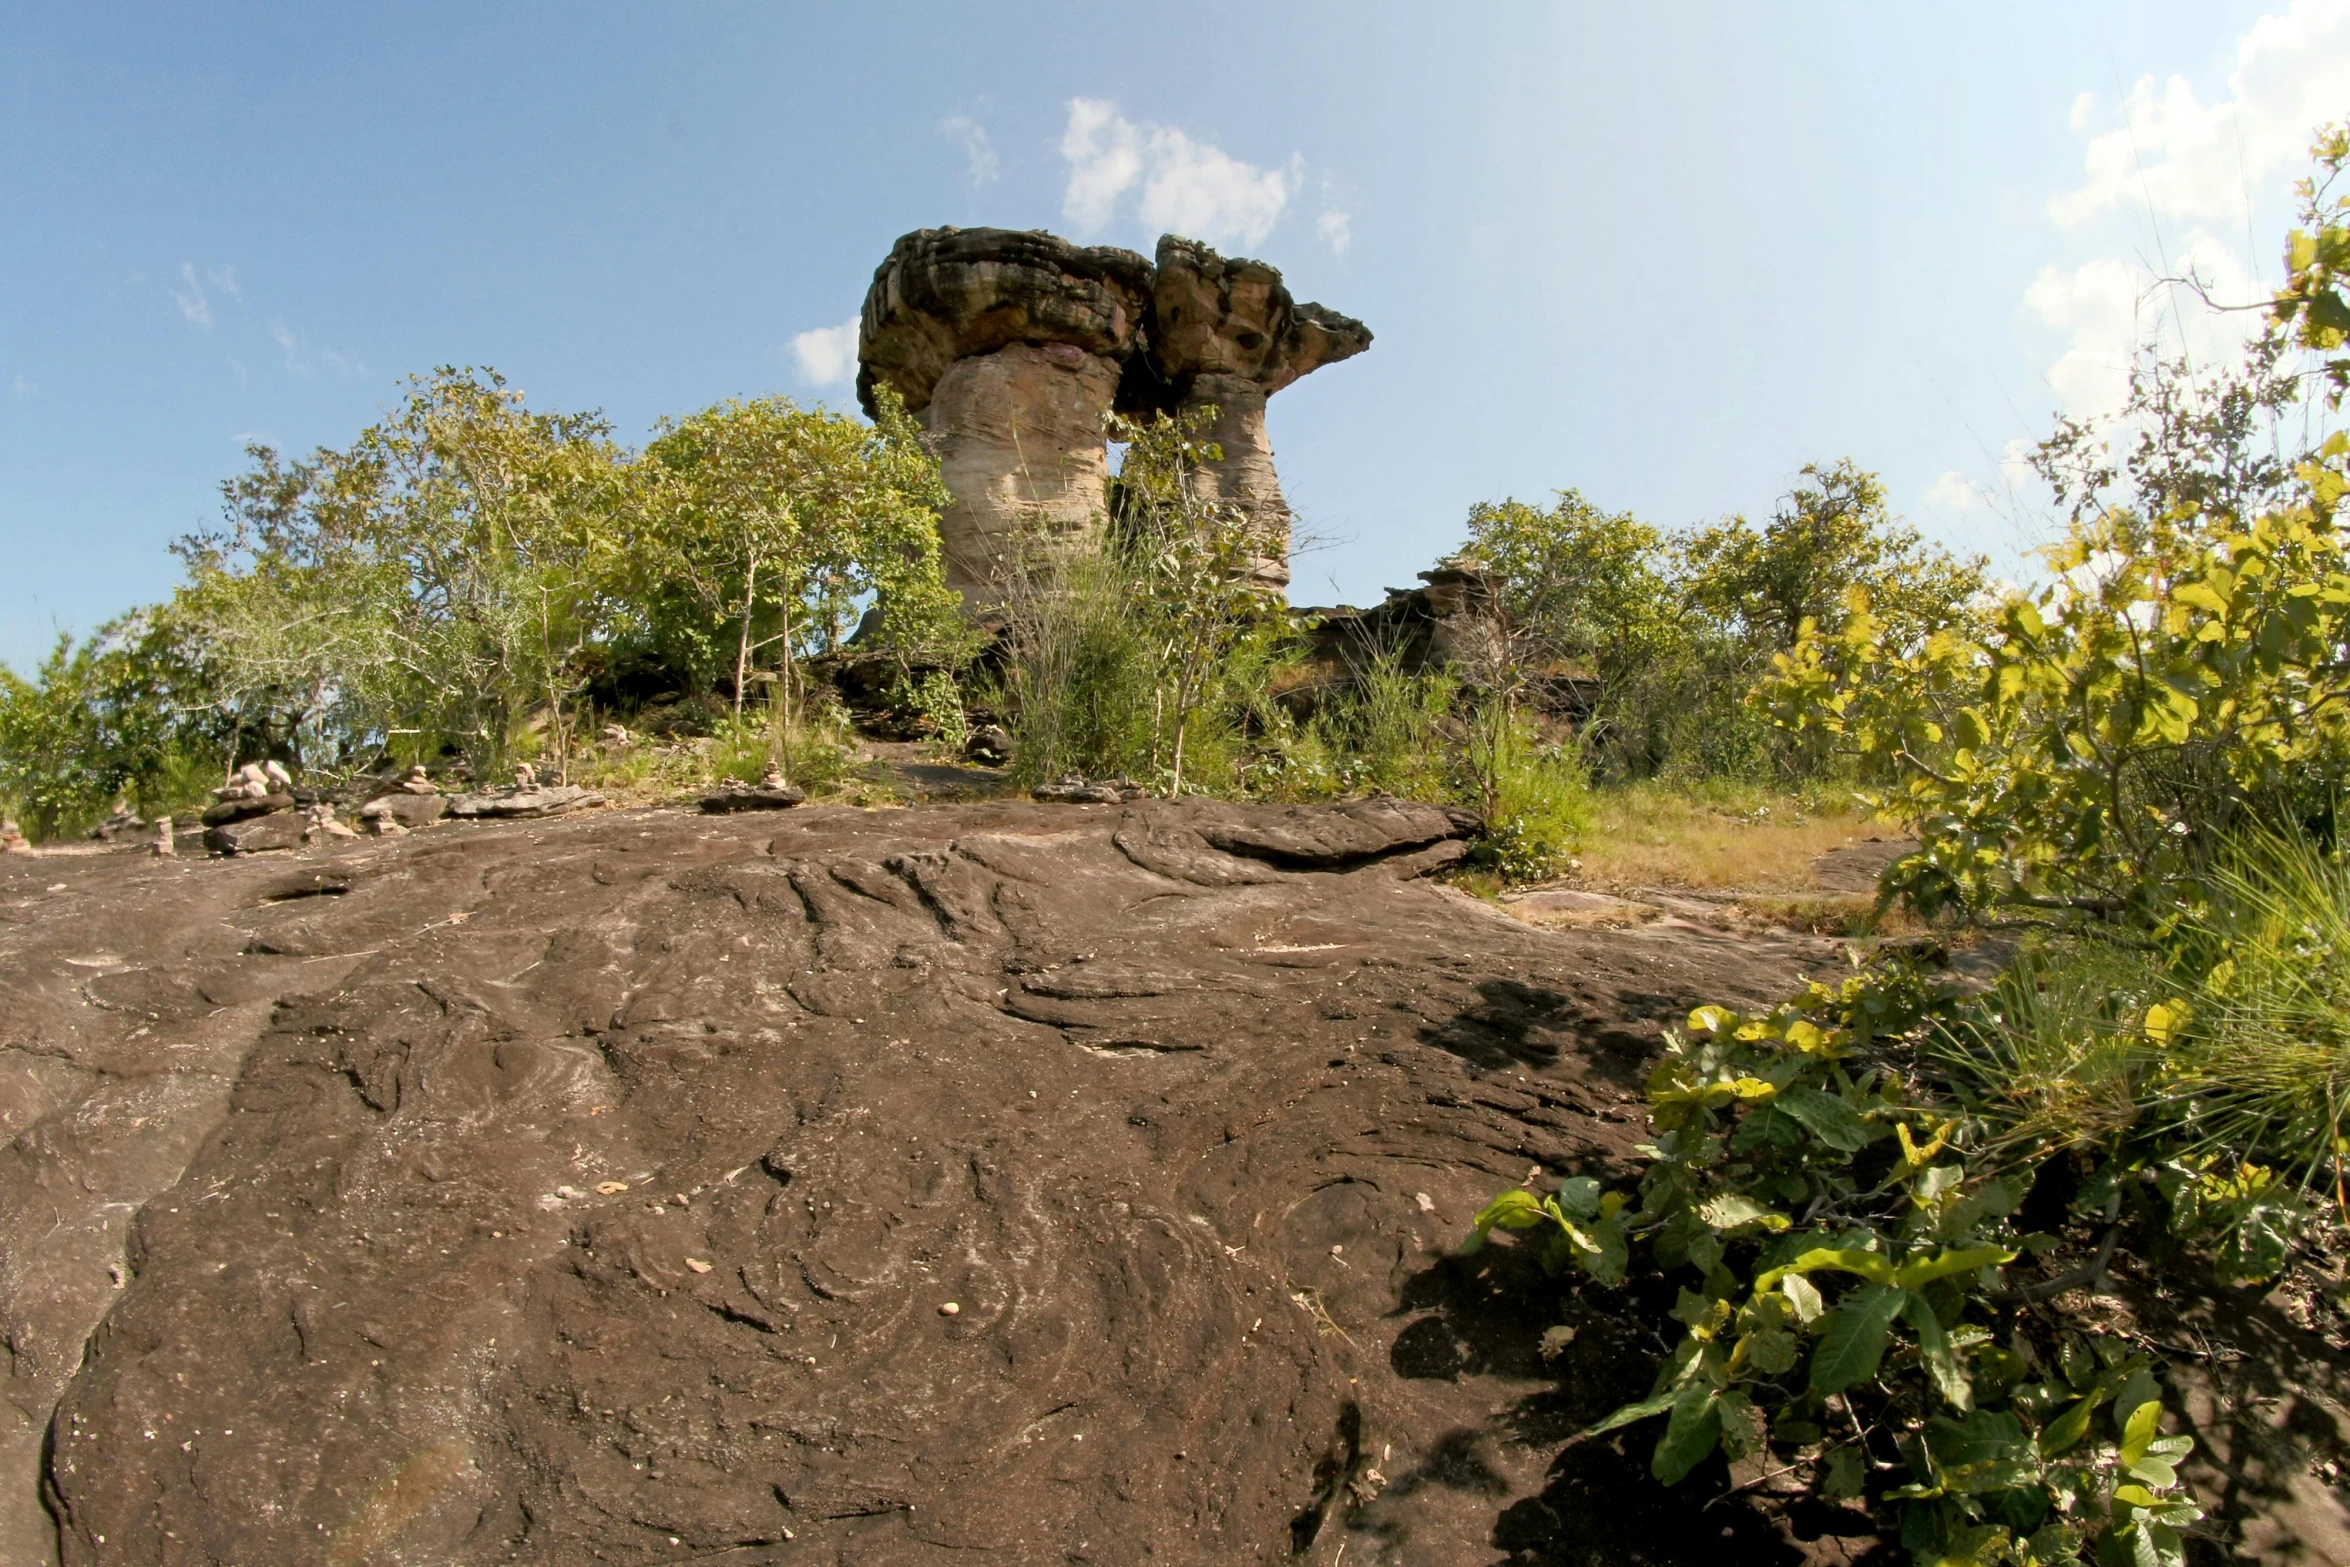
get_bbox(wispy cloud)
[1924,470,1988,514]
[206,264,241,302]
[172,262,213,328]
[268,321,366,379]
[1317,209,1352,255]
[10,375,32,398]
[940,115,999,187]
[2028,0,2350,420]
[792,318,860,386]
[1059,98,1294,251]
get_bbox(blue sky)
[4,1,2344,670]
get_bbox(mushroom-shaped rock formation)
[857,228,1153,601]
[1132,235,1373,592]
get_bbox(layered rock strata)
[858,229,1152,598]
[857,227,1370,602]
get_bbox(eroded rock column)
[858,228,1151,603]
[1140,236,1374,594]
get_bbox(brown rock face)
[857,227,1369,602]
[4,800,1851,1566]
[926,342,1124,592]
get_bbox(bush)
[1469,959,2209,1566]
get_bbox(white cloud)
[1059,98,1293,250]
[172,263,212,328]
[2050,0,2350,231]
[1925,470,1988,513]
[206,264,241,302]
[10,374,31,397]
[270,320,303,374]
[792,318,860,385]
[940,115,999,186]
[2028,3,2350,421]
[268,322,365,379]
[1317,209,1352,254]
[1061,98,1144,232]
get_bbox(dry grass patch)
[1573,781,1903,895]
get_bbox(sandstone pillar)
[1138,236,1373,594]
[857,228,1152,605]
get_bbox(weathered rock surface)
[855,228,1153,419]
[1130,236,1373,592]
[699,783,808,813]
[445,784,604,819]
[29,802,2335,1562]
[857,230,1153,602]
[201,811,310,856]
[924,341,1125,591]
[198,792,294,827]
[358,790,447,830]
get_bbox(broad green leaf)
[1776,1085,1876,1152]
[1650,1380,1722,1484]
[1810,1284,1907,1394]
[1906,1291,1971,1412]
[1742,1326,1799,1376]
[2119,1398,2160,1468]
[2038,1390,2104,1456]
[1780,1273,1824,1323]
[1756,1247,1897,1292]
[1921,1409,2037,1494]
[1471,1188,1548,1235]
[1583,1386,1678,1437]
[1697,1192,1791,1232]
[1821,1446,1866,1502]
[1552,1176,1603,1219]
[1891,1245,2017,1290]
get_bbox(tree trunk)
[734,553,761,726]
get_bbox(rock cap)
[858,227,1154,417]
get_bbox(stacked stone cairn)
[699,760,807,814]
[1032,774,1146,805]
[0,820,29,855]
[359,766,447,836]
[201,761,307,855]
[856,227,1371,603]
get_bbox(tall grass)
[1931,828,2350,1222]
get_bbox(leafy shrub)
[1468,962,2210,1565]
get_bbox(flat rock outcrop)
[4,799,1867,1565]
[858,227,1370,602]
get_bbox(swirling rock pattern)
[2,801,1836,1565]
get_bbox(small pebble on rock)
[939,1301,960,1316]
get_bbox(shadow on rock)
[1375,1240,1892,1565]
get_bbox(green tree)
[1108,407,1285,795]
[0,611,222,838]
[1461,490,1685,776]
[629,386,960,756]
[180,368,629,776]
[1684,460,1987,655]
